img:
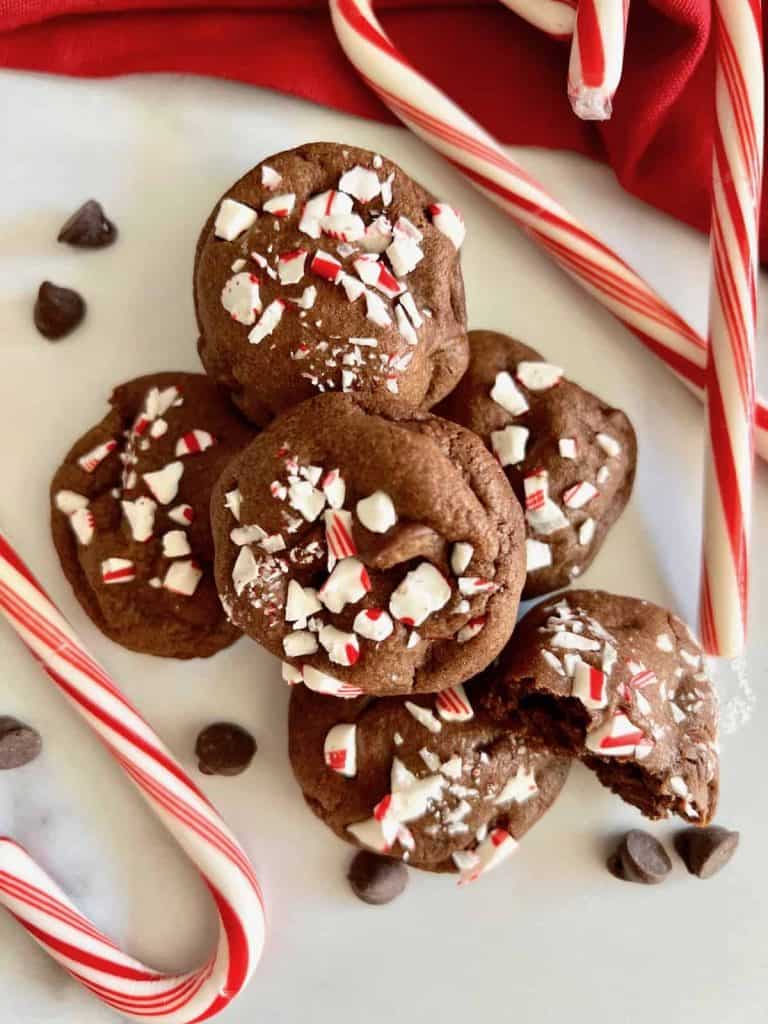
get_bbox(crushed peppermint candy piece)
[325,509,357,562]
[353,607,394,642]
[526,539,552,572]
[285,580,322,622]
[450,542,474,576]
[656,633,674,652]
[364,289,391,326]
[559,438,577,459]
[261,165,282,190]
[404,701,442,734]
[386,236,423,277]
[77,439,117,473]
[300,190,352,238]
[395,305,417,345]
[149,419,168,439]
[224,488,242,521]
[221,272,261,325]
[491,424,529,467]
[319,558,371,614]
[214,198,257,241]
[231,523,266,546]
[339,165,382,203]
[524,468,548,511]
[310,250,342,282]
[516,361,563,391]
[320,469,345,509]
[283,630,318,657]
[360,215,393,253]
[162,530,191,558]
[339,272,366,302]
[353,255,402,298]
[356,491,397,533]
[277,249,307,285]
[320,212,366,242]
[578,518,596,546]
[459,829,517,885]
[69,507,94,545]
[143,461,183,505]
[176,430,215,457]
[163,559,202,596]
[563,481,598,509]
[596,433,621,457]
[586,712,652,759]
[101,558,135,585]
[324,723,357,777]
[406,631,421,649]
[291,285,317,309]
[263,193,295,217]
[457,616,487,643]
[550,631,600,651]
[248,298,285,345]
[436,684,473,722]
[572,660,608,709]
[389,562,451,626]
[282,661,304,686]
[457,577,497,596]
[145,385,180,419]
[288,479,326,522]
[169,503,194,525]
[596,465,610,485]
[121,496,156,542]
[490,372,529,416]
[429,202,465,248]
[494,766,538,805]
[232,546,258,595]
[302,665,363,698]
[319,624,360,667]
[55,490,88,514]
[380,173,394,207]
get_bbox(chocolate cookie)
[436,331,637,597]
[477,590,719,823]
[194,142,469,426]
[289,682,570,878]
[50,373,254,658]
[211,392,526,696]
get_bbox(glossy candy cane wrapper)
[0,532,265,1022]
[568,0,630,120]
[329,0,768,462]
[700,0,763,657]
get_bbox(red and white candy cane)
[0,533,265,1021]
[567,0,630,120]
[699,0,763,657]
[499,0,577,39]
[330,0,768,462]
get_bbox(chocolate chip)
[674,826,739,879]
[34,281,86,340]
[195,722,256,776]
[607,830,671,884]
[0,717,42,770]
[347,851,408,905]
[58,200,117,248]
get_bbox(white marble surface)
[1,70,766,1024]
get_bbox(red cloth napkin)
[1,1,765,260]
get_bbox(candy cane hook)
[0,532,266,1022]
[329,0,768,461]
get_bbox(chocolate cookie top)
[477,590,719,824]
[194,142,469,425]
[210,392,526,696]
[50,373,254,658]
[289,683,570,878]
[436,331,637,597]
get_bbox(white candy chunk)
[261,165,282,190]
[221,271,261,325]
[292,285,317,309]
[324,723,357,777]
[494,765,538,805]
[299,190,353,238]
[450,542,474,576]
[360,215,393,253]
[406,631,421,649]
[283,630,318,657]
[143,461,183,505]
[121,497,156,542]
[353,607,394,641]
[491,425,529,467]
[571,660,608,709]
[597,465,610,485]
[231,523,266,546]
[389,563,451,626]
[77,439,117,473]
[319,625,360,667]
[261,534,286,554]
[669,775,690,798]
[578,518,596,546]
[282,661,304,685]
[559,437,577,459]
[526,539,552,572]
[656,632,674,652]
[386,236,423,277]
[550,631,600,651]
[364,289,391,326]
[248,299,285,345]
[356,490,397,533]
[395,305,418,345]
[320,212,366,242]
[224,488,242,521]
[162,529,190,558]
[144,385,180,419]
[163,559,202,596]
[277,249,307,285]
[169,503,194,526]
[321,469,346,509]
[526,499,569,536]
[459,829,518,884]
[101,558,135,584]
[429,202,465,248]
[232,545,258,595]
[303,665,363,698]
[457,577,497,596]
[263,193,295,217]
[55,490,88,514]
[339,165,382,202]
[457,617,486,643]
[490,372,529,416]
[339,272,366,302]
[516,361,563,391]
[380,173,394,207]
[319,558,371,614]
[585,712,650,758]
[563,481,598,509]
[214,198,257,241]
[347,816,391,853]
[69,507,95,545]
[393,215,423,242]
[435,683,474,722]
[175,430,215,457]
[403,701,443,734]
[354,255,402,297]
[399,291,423,328]
[596,432,621,457]
[285,580,322,622]
[288,479,326,522]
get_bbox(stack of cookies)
[49,143,719,885]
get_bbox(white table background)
[1,71,766,1024]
